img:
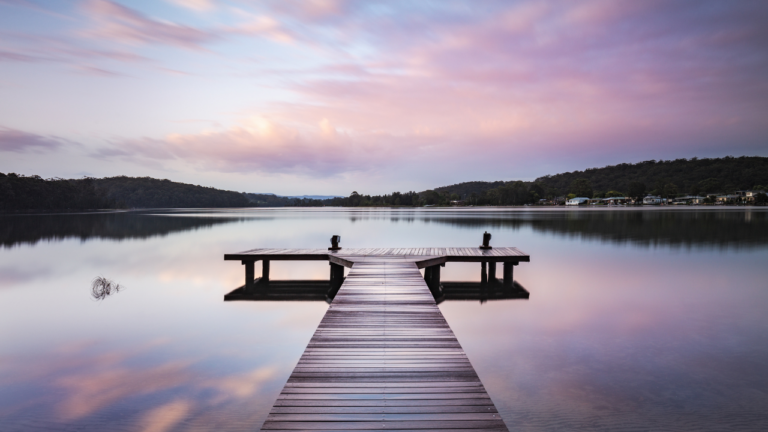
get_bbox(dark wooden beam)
[262,260,270,283]
[243,260,255,293]
[488,262,497,283]
[503,262,516,288]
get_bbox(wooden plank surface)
[225,247,530,263]
[260,259,509,431]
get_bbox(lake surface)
[1,207,767,431]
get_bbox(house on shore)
[740,190,767,203]
[643,195,666,205]
[566,197,590,206]
[604,197,630,205]
[716,194,741,204]
[673,196,706,205]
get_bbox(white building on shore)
[566,197,590,206]
[643,195,666,205]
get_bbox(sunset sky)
[1,0,767,195]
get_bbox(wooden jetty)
[225,238,530,431]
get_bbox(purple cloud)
[0,49,40,62]
[0,128,64,153]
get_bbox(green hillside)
[425,156,768,201]
[0,173,113,211]
[534,156,768,197]
[94,176,250,208]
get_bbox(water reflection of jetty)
[224,236,529,431]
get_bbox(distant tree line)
[0,173,115,211]
[1,174,252,211]
[94,176,250,208]
[3,156,767,211]
[320,191,421,207]
[535,156,768,199]
[428,156,768,204]
[243,193,330,207]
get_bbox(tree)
[349,191,362,206]
[605,190,624,197]
[689,184,701,196]
[755,193,768,205]
[569,178,592,198]
[663,183,678,199]
[651,178,667,196]
[628,181,646,201]
[529,183,545,199]
[698,178,721,194]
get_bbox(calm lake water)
[1,207,767,431]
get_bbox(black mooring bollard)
[329,235,342,251]
[480,231,492,249]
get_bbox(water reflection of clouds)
[2,208,767,430]
[440,234,768,430]
[0,340,286,431]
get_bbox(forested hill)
[0,174,252,210]
[1,173,114,211]
[94,176,250,208]
[432,181,509,197]
[427,156,768,200]
[534,157,768,196]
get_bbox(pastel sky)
[1,0,767,195]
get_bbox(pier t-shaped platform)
[224,247,530,430]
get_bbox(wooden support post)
[262,260,270,284]
[330,262,344,289]
[488,262,497,284]
[481,262,488,285]
[503,262,515,288]
[243,260,255,293]
[424,266,432,286]
[337,264,344,287]
[431,265,441,292]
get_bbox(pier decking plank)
[225,247,529,264]
[260,259,509,431]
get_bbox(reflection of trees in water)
[3,209,766,250]
[418,210,768,249]
[0,212,243,248]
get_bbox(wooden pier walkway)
[225,243,529,431]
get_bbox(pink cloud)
[81,0,218,49]
[75,64,125,77]
[96,117,403,176]
[2,1,766,185]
